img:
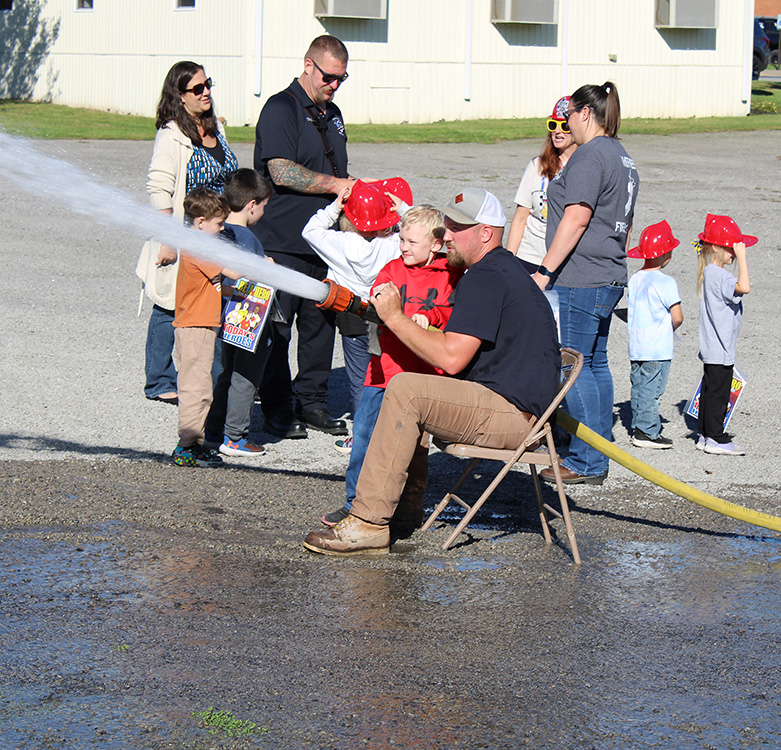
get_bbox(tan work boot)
[303,514,390,556]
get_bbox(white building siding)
[1,0,753,127]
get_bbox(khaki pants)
[352,373,534,526]
[174,327,217,448]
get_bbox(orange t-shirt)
[173,252,223,328]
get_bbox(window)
[77,0,94,9]
[314,0,386,20]
[0,1,13,11]
[176,0,196,8]
[491,0,558,25]
[655,0,718,29]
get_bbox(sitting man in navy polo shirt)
[303,188,561,556]
[253,35,357,439]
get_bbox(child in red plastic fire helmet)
[694,213,753,455]
[302,178,412,436]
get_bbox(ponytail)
[570,81,622,138]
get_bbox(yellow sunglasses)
[546,118,571,134]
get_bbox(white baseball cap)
[443,188,506,227]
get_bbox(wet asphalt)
[1,133,780,748]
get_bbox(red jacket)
[365,256,463,388]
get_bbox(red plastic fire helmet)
[698,213,757,248]
[628,219,680,259]
[550,95,571,121]
[343,178,413,232]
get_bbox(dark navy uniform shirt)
[252,79,348,256]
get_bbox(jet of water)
[0,131,329,303]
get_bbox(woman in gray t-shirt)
[532,82,639,484]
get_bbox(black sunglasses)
[311,59,349,85]
[183,78,213,96]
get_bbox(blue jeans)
[341,333,370,416]
[630,360,671,438]
[344,386,385,511]
[144,305,178,398]
[554,283,625,476]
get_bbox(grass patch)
[0,100,156,140]
[193,707,266,738]
[2,81,781,143]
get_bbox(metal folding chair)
[421,348,584,563]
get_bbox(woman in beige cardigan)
[139,61,238,404]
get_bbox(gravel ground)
[1,134,780,495]
[0,133,779,749]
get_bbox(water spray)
[0,131,369,315]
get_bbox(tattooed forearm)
[267,158,344,194]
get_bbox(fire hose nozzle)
[315,279,380,324]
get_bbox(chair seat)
[434,437,545,462]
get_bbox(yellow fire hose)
[556,409,781,533]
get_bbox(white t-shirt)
[627,269,680,361]
[513,156,549,265]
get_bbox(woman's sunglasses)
[546,118,570,134]
[183,78,213,97]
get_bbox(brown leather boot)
[303,514,390,556]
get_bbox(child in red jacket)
[320,205,463,525]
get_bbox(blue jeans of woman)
[344,386,386,511]
[144,305,178,398]
[554,283,625,476]
[630,359,671,438]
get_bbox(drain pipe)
[253,0,264,97]
[560,0,569,96]
[464,0,473,101]
[742,0,752,106]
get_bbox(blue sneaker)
[172,443,224,467]
[172,443,198,467]
[219,437,266,456]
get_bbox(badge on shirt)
[333,116,346,138]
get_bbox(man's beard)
[446,247,467,268]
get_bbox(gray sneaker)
[703,438,745,455]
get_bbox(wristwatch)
[537,265,554,278]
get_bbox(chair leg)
[529,465,553,546]
[441,460,517,550]
[549,458,581,565]
[421,458,480,532]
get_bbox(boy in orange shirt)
[172,187,232,467]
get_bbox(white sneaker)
[695,434,706,451]
[703,438,745,455]
[333,436,352,455]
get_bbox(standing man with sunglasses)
[252,35,356,439]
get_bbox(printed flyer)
[220,279,275,353]
[685,368,747,429]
